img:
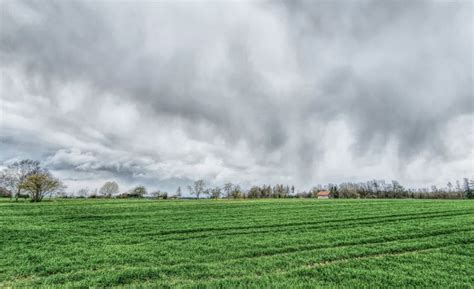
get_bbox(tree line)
[1,159,473,202]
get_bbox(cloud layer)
[1,0,472,192]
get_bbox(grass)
[0,198,473,287]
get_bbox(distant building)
[317,191,330,199]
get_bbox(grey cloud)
[279,0,473,159]
[0,0,472,190]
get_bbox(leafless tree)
[188,180,205,199]
[210,187,222,199]
[99,181,119,197]
[0,160,41,201]
[229,184,242,199]
[223,183,233,198]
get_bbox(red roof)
[317,191,330,196]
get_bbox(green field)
[1,199,473,287]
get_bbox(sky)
[0,0,473,194]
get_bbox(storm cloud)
[0,0,472,192]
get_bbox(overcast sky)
[1,0,473,193]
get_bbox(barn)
[317,191,330,199]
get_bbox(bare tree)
[188,180,205,199]
[223,183,233,198]
[447,182,453,192]
[0,160,41,201]
[20,171,64,202]
[99,181,119,197]
[455,180,462,192]
[210,187,222,199]
[229,184,242,199]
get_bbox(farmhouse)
[317,191,330,199]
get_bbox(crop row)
[4,229,471,287]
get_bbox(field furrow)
[1,199,473,287]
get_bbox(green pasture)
[1,199,473,287]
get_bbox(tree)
[261,185,272,198]
[152,190,167,199]
[99,181,119,197]
[273,184,287,198]
[330,185,339,198]
[464,178,473,199]
[20,171,64,202]
[129,186,146,198]
[229,185,242,199]
[210,187,222,199]
[188,180,205,199]
[0,159,41,201]
[455,180,462,192]
[447,182,453,192]
[176,186,182,198]
[391,180,406,198]
[248,186,262,198]
[223,183,233,198]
